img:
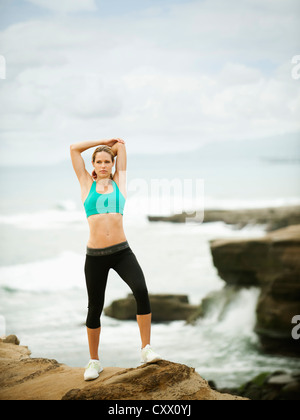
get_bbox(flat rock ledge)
[148,205,300,231]
[0,338,247,401]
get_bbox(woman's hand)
[105,138,126,148]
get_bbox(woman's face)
[93,151,114,179]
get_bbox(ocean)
[0,149,300,389]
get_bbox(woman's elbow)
[70,143,80,151]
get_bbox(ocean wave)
[0,251,86,292]
[0,196,299,230]
[0,208,86,230]
[54,200,78,211]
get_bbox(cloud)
[25,0,98,13]
[217,63,263,87]
[0,0,300,165]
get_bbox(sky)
[0,0,300,166]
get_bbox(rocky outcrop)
[104,294,199,322]
[0,338,247,401]
[148,205,300,231]
[209,225,300,356]
[62,359,244,401]
[218,371,300,400]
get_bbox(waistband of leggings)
[86,241,130,256]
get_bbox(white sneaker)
[84,359,103,381]
[141,345,162,364]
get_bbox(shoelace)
[86,361,100,370]
[144,347,160,358]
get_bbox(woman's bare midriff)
[86,213,127,248]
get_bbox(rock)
[204,206,300,232]
[281,381,300,400]
[0,340,247,401]
[104,294,199,322]
[255,292,300,357]
[148,212,194,224]
[148,205,300,232]
[2,335,20,345]
[209,225,300,357]
[210,225,300,287]
[63,360,237,401]
[268,374,294,385]
[221,371,300,400]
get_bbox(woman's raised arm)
[70,138,113,153]
[70,138,125,183]
[111,141,127,174]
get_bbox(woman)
[70,138,161,381]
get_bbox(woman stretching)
[70,138,161,381]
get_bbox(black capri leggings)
[84,241,151,329]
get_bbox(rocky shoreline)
[105,222,300,358]
[1,205,299,400]
[148,205,300,231]
[147,205,300,357]
[104,206,300,399]
[1,336,298,400]
[215,371,300,400]
[0,337,246,401]
[209,224,300,357]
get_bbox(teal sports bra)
[84,180,126,218]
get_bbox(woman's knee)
[133,286,151,315]
[86,303,103,329]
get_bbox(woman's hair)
[92,146,115,180]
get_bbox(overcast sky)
[0,0,300,166]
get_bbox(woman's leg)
[113,249,152,348]
[84,254,110,360]
[87,327,101,360]
[137,313,152,349]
